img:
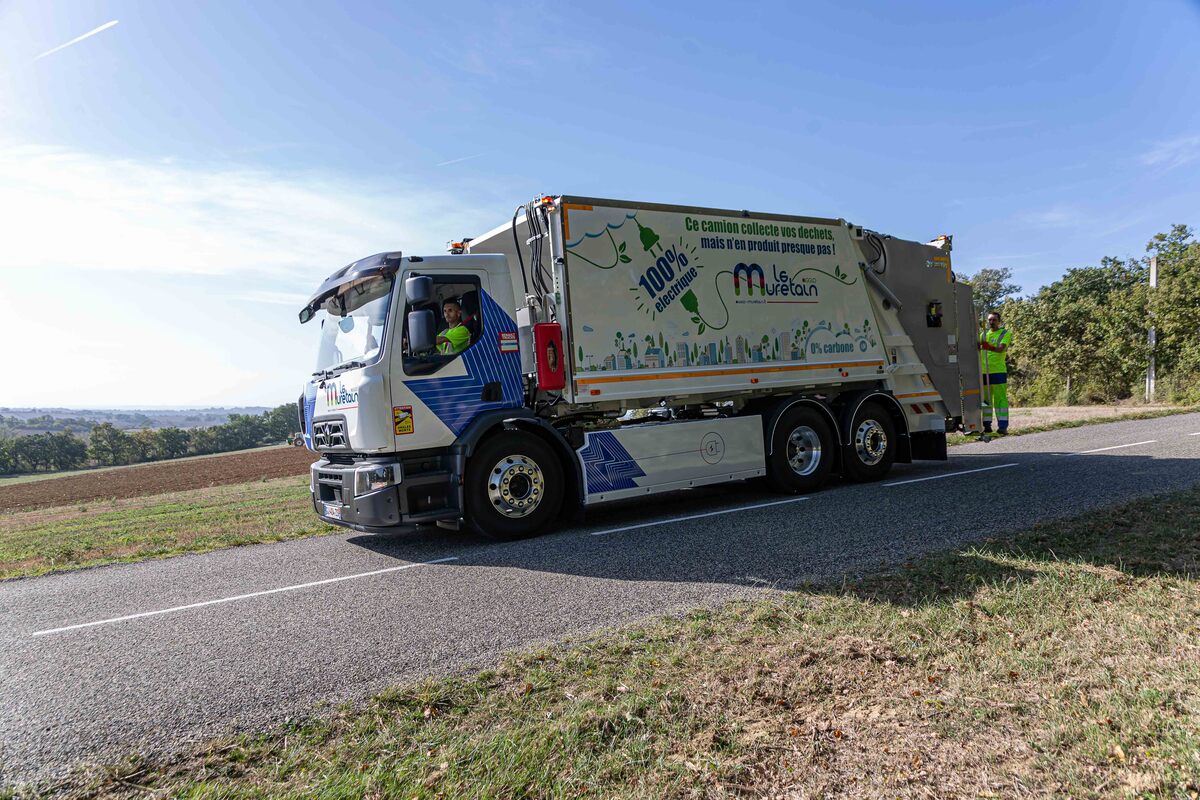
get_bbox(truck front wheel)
[465,431,564,540]
[842,401,896,482]
[766,406,835,493]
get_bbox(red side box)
[533,323,565,391]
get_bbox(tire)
[465,431,564,540]
[765,406,835,493]
[842,400,896,482]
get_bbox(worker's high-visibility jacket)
[979,327,1011,374]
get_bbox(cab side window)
[402,275,483,376]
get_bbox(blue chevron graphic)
[579,431,647,493]
[406,290,523,435]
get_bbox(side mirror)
[299,307,314,324]
[407,309,436,352]
[405,275,433,305]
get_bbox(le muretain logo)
[325,383,359,408]
[731,263,820,299]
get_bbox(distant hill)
[0,407,274,435]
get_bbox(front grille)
[316,470,342,485]
[312,420,347,450]
[325,454,357,465]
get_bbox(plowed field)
[0,446,314,512]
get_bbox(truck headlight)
[353,463,401,496]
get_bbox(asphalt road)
[3,413,1199,785]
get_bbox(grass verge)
[16,483,1200,798]
[947,405,1198,446]
[0,477,332,580]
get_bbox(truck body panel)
[468,197,979,420]
[577,416,766,505]
[560,202,886,405]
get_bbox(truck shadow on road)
[348,450,1200,610]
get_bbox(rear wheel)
[842,401,896,482]
[765,406,835,493]
[465,431,563,540]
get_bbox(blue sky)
[1,0,1198,407]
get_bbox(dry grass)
[14,484,1200,799]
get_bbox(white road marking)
[1189,432,1200,436]
[591,497,810,537]
[884,463,1018,487]
[31,557,459,637]
[1064,440,1157,456]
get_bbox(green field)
[18,483,1198,799]
[0,477,330,580]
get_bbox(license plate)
[322,502,342,520]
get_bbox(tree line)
[0,414,119,434]
[0,405,298,475]
[964,224,1199,406]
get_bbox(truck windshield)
[314,275,393,373]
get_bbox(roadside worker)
[978,311,1012,434]
[437,298,471,354]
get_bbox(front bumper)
[310,455,461,533]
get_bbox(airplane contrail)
[35,20,119,61]
[436,153,486,167]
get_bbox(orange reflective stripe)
[574,359,884,386]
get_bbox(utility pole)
[1146,255,1157,403]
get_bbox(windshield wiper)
[314,360,367,376]
[312,360,368,381]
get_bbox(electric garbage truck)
[297,196,984,539]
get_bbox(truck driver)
[437,298,471,354]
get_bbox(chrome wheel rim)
[487,455,544,518]
[855,419,888,466]
[786,425,822,477]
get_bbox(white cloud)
[1139,135,1200,171]
[34,19,119,60]
[436,152,487,167]
[1018,204,1085,229]
[0,142,505,406]
[0,142,470,277]
[226,289,312,306]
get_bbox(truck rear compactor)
[298,196,983,539]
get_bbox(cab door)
[389,266,523,452]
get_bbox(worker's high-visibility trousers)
[983,373,1009,433]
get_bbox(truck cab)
[299,252,528,534]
